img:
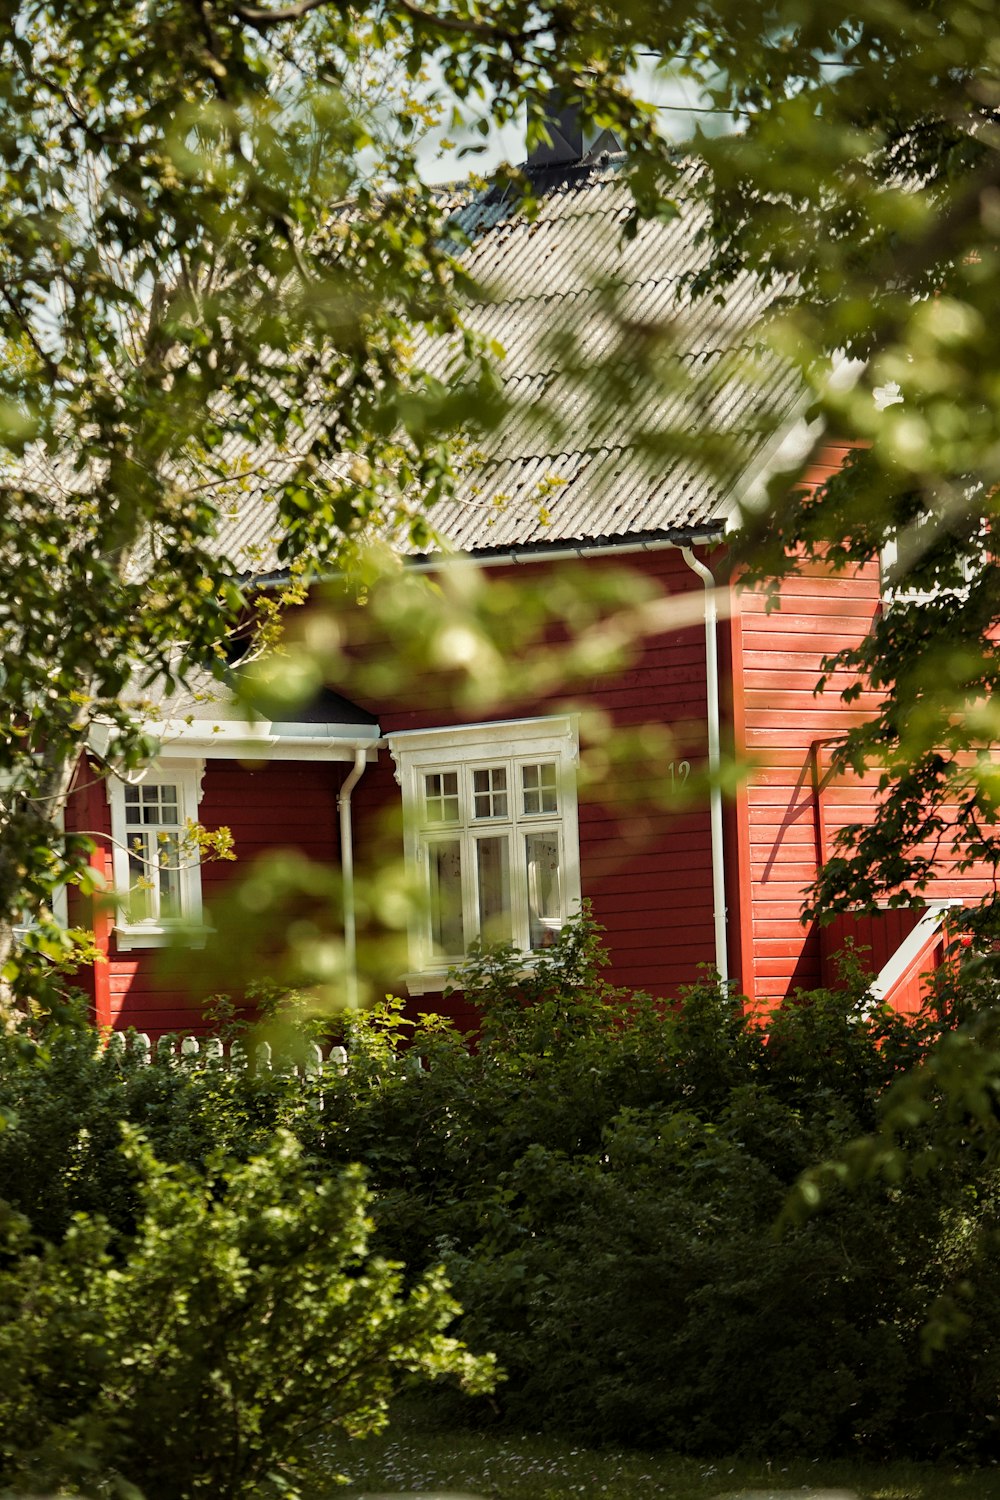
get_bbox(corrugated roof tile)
[25,156,800,572]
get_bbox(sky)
[414,59,732,185]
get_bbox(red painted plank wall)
[94,759,342,1036]
[732,444,884,1006]
[64,761,115,1029]
[350,547,717,1015]
[731,442,995,1009]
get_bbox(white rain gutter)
[249,533,727,590]
[403,533,724,572]
[681,547,729,986]
[338,745,369,1010]
[88,718,382,763]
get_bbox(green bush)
[5,920,1000,1459]
[0,1007,323,1244]
[0,1129,494,1500]
[299,923,1000,1456]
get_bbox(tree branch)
[232,0,534,43]
[394,0,534,40]
[230,0,335,28]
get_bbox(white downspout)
[338,746,368,1009]
[681,548,729,987]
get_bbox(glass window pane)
[473,766,508,820]
[425,771,460,824]
[522,762,558,815]
[127,832,155,922]
[476,835,512,944]
[525,832,562,949]
[125,783,180,827]
[157,832,181,916]
[428,839,464,955]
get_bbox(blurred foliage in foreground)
[7,921,1000,1467]
[0,1127,493,1500]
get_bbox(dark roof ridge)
[478,150,629,209]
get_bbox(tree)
[674,0,1000,931]
[0,0,667,1006]
[0,1127,495,1498]
[8,0,1000,1014]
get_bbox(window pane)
[125,782,179,828]
[522,762,558,815]
[428,839,464,954]
[425,771,460,824]
[126,829,183,923]
[127,832,156,922]
[525,832,562,949]
[157,832,181,917]
[476,835,512,944]
[473,766,508,820]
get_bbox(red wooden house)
[67,134,982,1035]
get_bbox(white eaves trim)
[385,715,579,761]
[90,718,382,763]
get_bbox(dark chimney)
[528,102,587,167]
[525,93,621,170]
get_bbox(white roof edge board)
[869,899,966,1002]
[89,719,383,764]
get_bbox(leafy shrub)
[0,1130,494,1500]
[0,1006,323,1244]
[5,919,1000,1459]
[301,921,1000,1456]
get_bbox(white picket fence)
[102,1030,425,1077]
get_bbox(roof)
[202,151,801,573]
[16,155,801,577]
[89,664,380,763]
[402,154,802,558]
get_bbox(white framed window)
[388,717,580,993]
[880,525,987,608]
[107,759,206,949]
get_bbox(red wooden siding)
[351,547,718,1014]
[70,477,1000,1034]
[730,441,992,1011]
[65,761,115,1029]
[731,444,884,1007]
[819,906,947,1015]
[92,760,343,1036]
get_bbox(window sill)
[404,951,551,996]
[404,969,454,996]
[114,924,209,952]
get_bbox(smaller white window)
[107,759,206,949]
[388,717,581,993]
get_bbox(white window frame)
[880,529,985,608]
[107,758,206,949]
[388,717,580,994]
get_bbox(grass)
[322,1400,998,1500]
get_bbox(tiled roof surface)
[402,156,801,556]
[17,158,800,574]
